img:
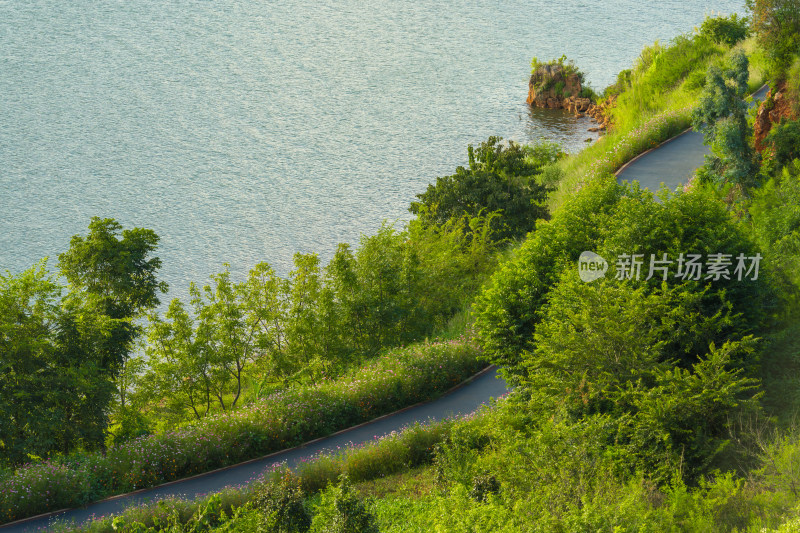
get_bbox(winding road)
[615,84,769,189]
[1,367,510,532]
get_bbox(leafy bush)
[409,137,556,242]
[764,118,800,172]
[254,470,311,533]
[749,159,800,299]
[700,14,750,46]
[468,472,500,503]
[309,475,379,533]
[473,176,624,378]
[476,176,766,379]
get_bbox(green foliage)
[746,0,800,74]
[310,475,379,533]
[478,177,767,380]
[473,176,625,380]
[140,215,500,427]
[578,86,597,100]
[432,421,491,489]
[58,217,167,320]
[611,339,761,484]
[602,68,632,98]
[530,54,584,82]
[409,136,555,242]
[475,179,771,483]
[693,50,759,189]
[254,470,311,533]
[700,14,750,47]
[749,159,800,300]
[468,472,500,503]
[0,263,64,464]
[144,264,263,423]
[0,218,165,465]
[764,118,800,172]
[0,340,482,525]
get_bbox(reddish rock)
[754,83,797,152]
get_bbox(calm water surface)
[0,0,744,302]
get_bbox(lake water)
[1,0,744,303]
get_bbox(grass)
[352,465,437,500]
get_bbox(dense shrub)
[309,475,379,533]
[700,14,750,46]
[473,176,624,379]
[749,159,800,300]
[764,119,800,172]
[477,177,770,383]
[747,0,800,73]
[254,470,311,533]
[409,136,556,242]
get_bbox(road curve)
[616,84,770,190]
[2,367,510,532]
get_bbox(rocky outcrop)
[754,82,797,152]
[527,63,615,131]
[526,63,583,109]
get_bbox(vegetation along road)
[1,368,510,532]
[615,84,770,190]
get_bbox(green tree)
[58,217,166,322]
[0,218,165,462]
[699,14,750,47]
[409,137,554,242]
[0,263,62,464]
[285,253,326,383]
[244,262,292,385]
[191,266,256,410]
[145,299,214,421]
[328,225,421,357]
[692,50,759,190]
[55,218,165,451]
[746,0,800,72]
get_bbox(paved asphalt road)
[2,368,510,532]
[616,84,770,190]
